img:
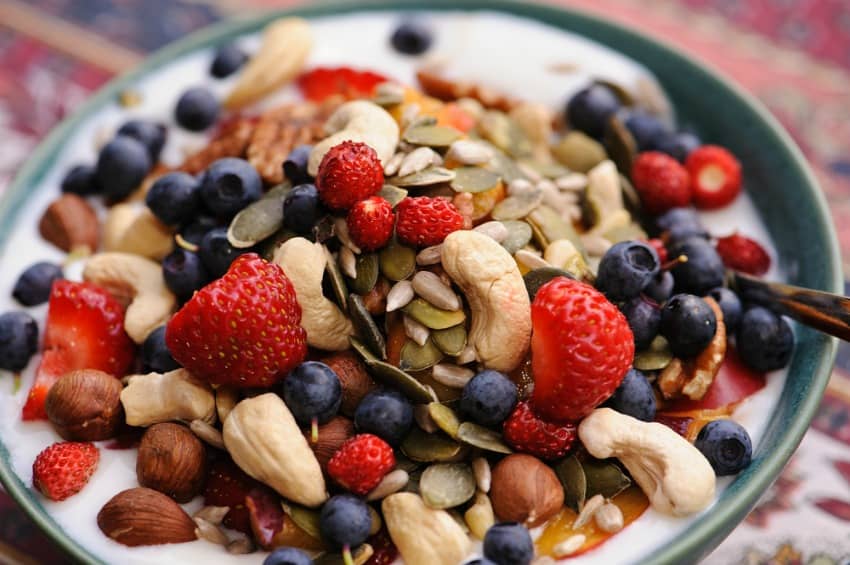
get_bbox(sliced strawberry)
[715,232,771,276]
[297,66,390,102]
[246,488,285,549]
[203,459,263,535]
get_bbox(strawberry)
[347,196,395,251]
[631,151,691,215]
[503,401,577,460]
[22,281,134,421]
[166,253,306,388]
[715,233,771,276]
[395,196,464,247]
[327,433,395,495]
[316,141,384,211]
[297,66,389,103]
[647,238,668,264]
[365,529,399,565]
[204,459,278,535]
[32,441,99,501]
[530,277,634,422]
[686,145,742,210]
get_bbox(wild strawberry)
[204,459,277,535]
[347,196,395,251]
[365,529,399,565]
[686,145,742,210]
[503,401,577,460]
[647,238,668,264]
[327,433,395,495]
[715,233,771,276]
[316,141,384,210]
[166,253,307,388]
[32,442,99,501]
[631,151,691,215]
[297,66,389,103]
[23,281,134,421]
[395,196,464,247]
[531,277,634,422]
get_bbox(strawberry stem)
[343,545,354,565]
[311,417,319,444]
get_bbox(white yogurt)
[0,10,786,565]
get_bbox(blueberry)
[141,326,180,373]
[283,184,322,234]
[606,369,656,421]
[210,43,248,78]
[354,389,414,446]
[95,136,152,200]
[707,287,743,332]
[465,561,498,565]
[660,294,717,357]
[620,296,660,350]
[669,238,725,295]
[13,262,63,306]
[655,130,701,163]
[263,546,313,565]
[146,172,200,226]
[200,158,262,218]
[694,419,752,476]
[282,145,313,186]
[116,120,167,161]
[566,84,621,139]
[736,306,794,372]
[0,312,39,372]
[175,87,219,131]
[162,248,210,300]
[460,370,517,427]
[623,110,669,151]
[60,164,99,195]
[483,523,534,565]
[199,227,243,279]
[655,208,709,246]
[595,240,660,301]
[180,215,220,246]
[283,361,342,426]
[319,495,371,550]
[390,19,433,55]
[645,271,674,304]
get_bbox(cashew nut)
[223,393,327,507]
[578,408,716,516]
[120,368,215,427]
[273,237,353,351]
[441,231,531,372]
[103,204,174,261]
[83,252,177,343]
[382,492,471,565]
[307,101,400,175]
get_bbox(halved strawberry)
[204,459,277,535]
[297,66,390,102]
[22,281,134,421]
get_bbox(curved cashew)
[307,101,400,175]
[382,492,471,565]
[104,204,173,261]
[223,393,327,507]
[441,231,531,372]
[273,237,353,351]
[578,408,716,516]
[120,368,215,427]
[83,252,177,343]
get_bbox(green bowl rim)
[0,1,839,564]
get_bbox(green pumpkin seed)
[431,325,467,357]
[457,422,512,454]
[582,458,631,499]
[348,294,386,359]
[323,247,348,311]
[403,124,463,147]
[348,253,379,295]
[428,402,461,439]
[400,339,444,371]
[350,338,437,404]
[313,544,373,565]
[634,335,674,370]
[379,240,416,281]
[500,221,533,255]
[379,184,408,207]
[401,428,465,462]
[555,455,587,513]
[393,166,456,187]
[450,167,501,194]
[491,191,544,221]
[479,111,532,159]
[604,114,638,174]
[523,267,575,300]
[395,454,421,474]
[228,184,291,248]
[552,131,607,174]
[619,173,642,215]
[403,298,466,330]
[281,503,322,540]
[518,159,570,180]
[527,205,584,253]
[482,144,527,183]
[420,463,476,509]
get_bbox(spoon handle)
[732,272,850,341]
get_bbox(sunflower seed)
[464,491,495,539]
[515,249,550,270]
[431,363,475,388]
[414,404,439,433]
[533,557,557,565]
[581,233,613,257]
[574,494,605,529]
[194,517,228,545]
[384,152,405,177]
[456,343,478,365]
[553,535,586,558]
[340,245,357,278]
[516,161,543,183]
[594,501,624,533]
[194,505,230,525]
[412,271,460,311]
[387,280,415,312]
[456,97,484,120]
[226,537,255,555]
[404,315,431,347]
[416,244,443,265]
[473,221,509,243]
[367,469,410,501]
[401,103,421,129]
[399,147,442,177]
[334,217,361,253]
[507,178,535,196]
[556,172,589,192]
[190,419,225,450]
[447,140,493,165]
[472,457,491,493]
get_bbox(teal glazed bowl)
[0,1,839,563]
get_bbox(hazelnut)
[306,416,355,470]
[321,351,376,416]
[137,423,206,502]
[45,369,123,441]
[490,454,564,527]
[97,487,197,546]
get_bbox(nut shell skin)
[136,423,207,503]
[45,369,124,441]
[306,416,355,470]
[490,453,564,527]
[97,487,197,546]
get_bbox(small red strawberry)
[204,459,276,535]
[503,401,577,460]
[316,141,384,211]
[32,441,99,501]
[347,196,395,251]
[297,66,389,103]
[166,253,307,388]
[395,196,464,247]
[686,145,742,210]
[631,151,691,215]
[365,529,399,565]
[531,277,634,422]
[23,281,134,421]
[647,238,668,264]
[327,433,395,495]
[715,233,771,276]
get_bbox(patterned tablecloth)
[0,0,849,563]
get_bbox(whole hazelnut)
[490,454,564,527]
[137,423,206,503]
[321,351,376,416]
[45,369,124,441]
[306,416,355,470]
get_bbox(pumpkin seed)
[379,240,416,281]
[500,221,533,255]
[428,402,461,439]
[403,124,463,147]
[348,253,379,295]
[350,338,437,404]
[401,428,465,462]
[491,191,544,221]
[450,167,501,194]
[393,166,456,187]
[584,160,625,228]
[349,337,377,362]
[314,544,373,565]
[555,455,587,513]
[323,245,348,311]
[227,183,291,248]
[518,159,570,180]
[552,131,607,174]
[379,184,408,207]
[420,463,476,509]
[528,205,584,252]
[348,294,386,359]
[582,458,631,499]
[619,173,642,214]
[281,503,322,540]
[400,339,444,371]
[523,267,575,301]
[403,298,465,330]
[604,114,637,174]
[457,422,512,454]
[634,335,674,370]
[395,454,421,474]
[483,144,527,183]
[431,325,467,356]
[479,111,532,159]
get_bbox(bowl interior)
[0,1,839,563]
